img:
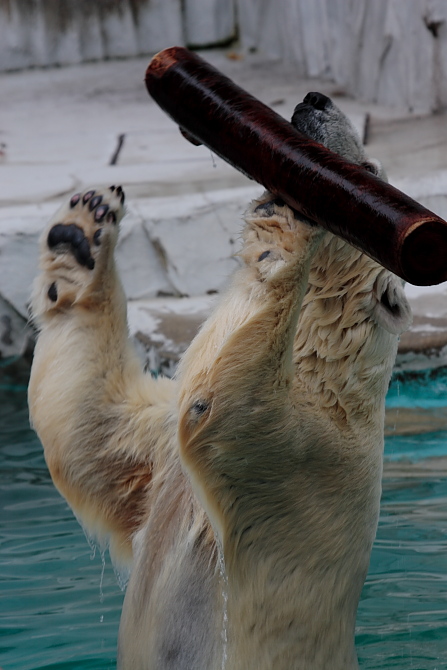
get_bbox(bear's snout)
[302,91,331,111]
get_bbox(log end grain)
[401,220,447,285]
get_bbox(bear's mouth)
[372,273,412,335]
[379,288,402,317]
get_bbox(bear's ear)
[371,272,412,335]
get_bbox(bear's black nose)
[302,92,331,111]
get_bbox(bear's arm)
[28,188,177,567]
[29,290,177,566]
[176,195,324,545]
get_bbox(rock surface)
[1,52,447,379]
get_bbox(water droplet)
[113,563,130,592]
[99,549,106,603]
[218,546,229,670]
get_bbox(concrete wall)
[238,0,447,114]
[1,0,447,112]
[0,0,235,71]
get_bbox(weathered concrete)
[183,0,236,47]
[238,0,447,113]
[1,52,447,376]
[0,0,184,70]
[2,1,447,112]
[128,295,217,377]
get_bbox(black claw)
[115,185,125,204]
[254,201,276,217]
[47,282,58,302]
[94,204,109,222]
[106,211,117,225]
[273,197,286,207]
[253,198,302,221]
[93,229,102,246]
[82,190,95,204]
[70,193,81,208]
[89,195,103,211]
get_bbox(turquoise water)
[1,369,447,669]
[0,378,124,670]
[387,368,447,409]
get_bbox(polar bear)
[28,92,412,670]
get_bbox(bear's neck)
[293,237,397,428]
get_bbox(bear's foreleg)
[28,187,176,565]
[177,192,323,550]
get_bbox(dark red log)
[145,46,447,286]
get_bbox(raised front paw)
[46,185,124,270]
[241,192,324,276]
[35,186,125,311]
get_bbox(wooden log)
[145,46,447,286]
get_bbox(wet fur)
[28,96,411,669]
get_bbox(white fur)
[28,99,411,669]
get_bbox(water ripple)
[1,381,447,668]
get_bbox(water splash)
[77,519,97,560]
[113,564,130,592]
[99,549,106,604]
[76,514,129,591]
[217,547,229,670]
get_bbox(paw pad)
[45,186,124,277]
[47,222,95,269]
[93,229,102,246]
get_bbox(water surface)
[1,369,447,669]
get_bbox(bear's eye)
[362,161,378,175]
[191,400,210,416]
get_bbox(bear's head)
[292,92,412,338]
